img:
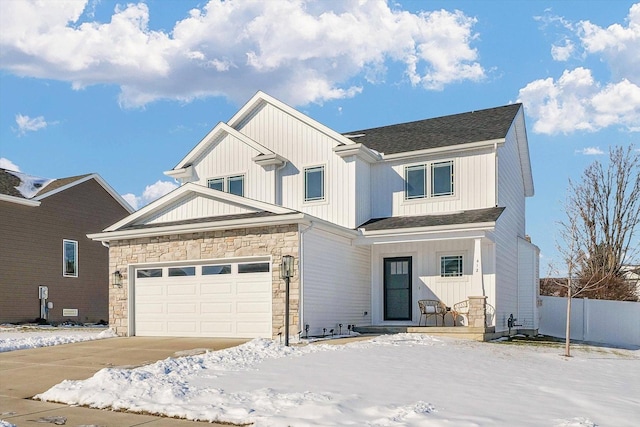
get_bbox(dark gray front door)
[383,257,412,320]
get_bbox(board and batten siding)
[369,147,496,219]
[301,227,371,337]
[493,112,528,332]
[145,193,258,224]
[236,102,358,228]
[190,131,275,203]
[517,237,540,330]
[370,240,496,326]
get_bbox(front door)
[383,257,412,320]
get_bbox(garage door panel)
[167,303,197,314]
[202,302,234,314]
[167,284,198,296]
[135,262,272,338]
[201,283,233,295]
[136,303,165,314]
[237,301,270,314]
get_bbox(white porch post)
[473,238,485,296]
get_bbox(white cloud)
[14,114,49,135]
[518,67,640,134]
[0,0,485,108]
[550,39,574,61]
[520,4,640,134]
[121,180,178,210]
[0,158,20,171]
[576,147,605,155]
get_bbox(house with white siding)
[89,91,539,340]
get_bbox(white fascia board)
[228,91,356,147]
[33,174,134,213]
[172,122,276,170]
[381,138,505,161]
[333,143,382,163]
[355,223,496,245]
[103,183,295,232]
[513,108,535,197]
[0,193,41,206]
[89,212,306,242]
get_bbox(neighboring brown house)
[0,168,133,324]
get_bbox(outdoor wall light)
[281,255,294,279]
[112,270,123,287]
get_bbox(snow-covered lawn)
[0,324,115,352]
[22,333,638,427]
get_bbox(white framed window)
[440,255,463,277]
[432,161,454,196]
[304,165,325,202]
[63,239,78,277]
[207,177,224,191]
[228,175,244,196]
[404,160,455,199]
[405,164,426,199]
[207,175,245,197]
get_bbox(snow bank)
[0,326,116,352]
[34,334,640,426]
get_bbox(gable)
[103,183,296,232]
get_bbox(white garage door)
[134,260,272,338]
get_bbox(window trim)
[207,174,245,197]
[63,239,78,278]
[404,160,456,200]
[304,165,325,202]
[431,161,454,197]
[439,254,464,278]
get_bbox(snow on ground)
[31,334,639,427]
[0,324,115,352]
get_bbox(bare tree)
[552,145,639,357]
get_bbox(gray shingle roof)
[343,104,522,155]
[358,207,505,231]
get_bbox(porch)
[354,325,500,342]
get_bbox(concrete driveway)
[0,336,249,426]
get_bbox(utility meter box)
[38,286,49,299]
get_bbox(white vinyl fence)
[539,296,640,347]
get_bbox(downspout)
[101,241,110,248]
[275,161,288,205]
[298,221,315,334]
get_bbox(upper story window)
[63,239,78,277]
[405,160,454,199]
[207,175,245,197]
[432,161,454,196]
[304,165,325,202]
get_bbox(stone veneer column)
[108,224,299,338]
[467,296,487,328]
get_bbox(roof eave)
[0,193,41,206]
[89,212,307,242]
[381,138,505,160]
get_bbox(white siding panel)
[301,227,371,337]
[145,193,257,224]
[518,237,540,330]
[370,148,496,218]
[237,103,357,228]
[494,116,528,332]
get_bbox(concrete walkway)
[0,336,249,426]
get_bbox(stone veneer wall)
[108,224,299,338]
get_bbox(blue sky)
[1,0,638,271]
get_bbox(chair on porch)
[452,299,495,327]
[451,300,470,326]
[418,299,447,326]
